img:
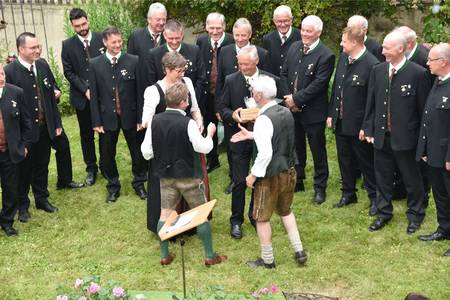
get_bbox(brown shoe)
[160,253,176,266]
[205,254,227,266]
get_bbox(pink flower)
[74,278,84,288]
[251,291,259,298]
[87,282,100,295]
[261,287,269,294]
[78,297,87,300]
[270,285,279,292]
[112,287,126,298]
[56,295,68,300]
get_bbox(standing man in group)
[0,64,32,236]
[347,15,384,62]
[217,45,280,239]
[216,17,269,194]
[5,32,64,220]
[196,12,234,172]
[327,26,379,214]
[262,5,301,77]
[62,8,105,186]
[231,75,307,268]
[281,15,335,201]
[416,43,450,257]
[90,26,147,202]
[362,31,431,233]
[127,2,166,58]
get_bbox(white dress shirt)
[18,57,36,76]
[77,31,92,46]
[144,108,213,160]
[105,51,121,63]
[389,56,407,76]
[250,100,278,177]
[210,32,226,48]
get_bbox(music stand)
[159,199,217,299]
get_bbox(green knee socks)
[157,221,169,259]
[197,221,214,259]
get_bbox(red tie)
[303,46,310,54]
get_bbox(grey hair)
[384,30,407,53]
[251,75,277,101]
[233,18,252,35]
[147,2,167,18]
[395,26,417,42]
[206,12,226,28]
[273,5,292,19]
[164,19,183,33]
[347,15,368,30]
[237,45,258,61]
[301,15,323,32]
[434,43,450,62]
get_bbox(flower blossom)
[113,287,126,298]
[56,295,68,300]
[87,282,100,295]
[74,278,84,288]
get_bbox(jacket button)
[381,126,384,129]
[281,54,284,58]
[35,119,39,122]
[422,136,426,139]
[425,110,427,114]
[384,102,387,105]
[207,71,210,74]
[35,108,38,111]
[35,96,38,99]
[33,84,36,88]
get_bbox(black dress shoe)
[135,188,147,200]
[246,258,275,269]
[418,231,450,241]
[295,250,307,265]
[224,182,234,194]
[333,195,357,208]
[57,181,85,189]
[313,190,326,204]
[407,221,421,234]
[230,224,242,239]
[85,172,97,186]
[369,218,389,232]
[444,248,450,257]
[294,180,305,192]
[106,191,120,203]
[206,160,220,173]
[1,226,18,236]
[36,201,58,213]
[369,199,377,216]
[18,210,30,223]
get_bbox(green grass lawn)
[0,115,449,300]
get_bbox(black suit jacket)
[409,44,429,70]
[5,59,62,142]
[61,32,105,110]
[216,43,269,101]
[262,28,301,76]
[127,27,165,58]
[89,53,141,131]
[329,50,379,136]
[280,41,335,125]
[196,32,234,112]
[416,79,450,168]
[217,69,281,134]
[365,37,384,62]
[138,43,206,107]
[0,83,32,163]
[363,60,431,151]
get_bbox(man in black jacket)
[281,15,335,203]
[5,32,63,219]
[90,26,146,202]
[416,43,450,256]
[262,5,301,77]
[217,45,280,239]
[127,2,166,58]
[327,26,379,214]
[0,65,32,236]
[138,19,206,108]
[362,31,431,233]
[196,12,234,173]
[62,8,105,186]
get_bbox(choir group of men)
[0,2,448,266]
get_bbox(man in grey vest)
[231,75,307,268]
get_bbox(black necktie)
[84,39,91,59]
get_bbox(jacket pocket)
[440,138,449,146]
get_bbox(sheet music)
[165,211,198,233]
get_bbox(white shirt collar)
[106,51,122,63]
[364,35,367,42]
[389,56,407,74]
[244,68,259,82]
[406,43,418,60]
[77,31,92,45]
[167,43,182,52]
[258,100,277,115]
[349,46,366,62]
[236,42,250,54]
[18,56,36,75]
[166,107,187,116]
[304,38,320,53]
[210,32,226,48]
[278,26,292,41]
[439,71,450,82]
[0,88,3,97]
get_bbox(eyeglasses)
[427,57,444,62]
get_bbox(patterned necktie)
[111,57,121,115]
[348,57,355,64]
[281,35,287,45]
[152,33,160,48]
[210,41,219,94]
[84,39,91,59]
[387,67,396,131]
[303,46,310,55]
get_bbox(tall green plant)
[47,47,74,116]
[423,2,450,43]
